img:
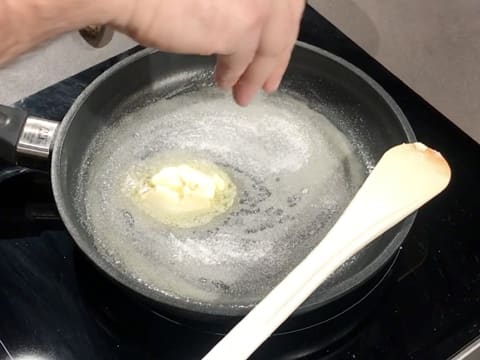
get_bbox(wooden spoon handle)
[202,142,451,360]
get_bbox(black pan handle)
[0,105,28,164]
[0,104,58,169]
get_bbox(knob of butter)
[149,165,227,213]
[124,160,236,228]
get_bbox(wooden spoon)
[202,142,451,360]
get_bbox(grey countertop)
[311,0,480,143]
[0,31,136,105]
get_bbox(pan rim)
[51,41,417,317]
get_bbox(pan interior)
[75,84,371,312]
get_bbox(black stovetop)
[1,6,479,360]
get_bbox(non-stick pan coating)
[51,43,415,318]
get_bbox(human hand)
[112,0,306,106]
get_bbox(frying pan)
[0,42,416,325]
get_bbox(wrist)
[4,0,114,35]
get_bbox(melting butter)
[123,159,236,228]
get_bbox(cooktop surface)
[1,6,479,360]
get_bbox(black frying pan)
[0,42,415,326]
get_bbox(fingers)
[262,0,303,94]
[233,53,279,106]
[221,0,302,106]
[262,49,291,93]
[231,1,287,106]
[111,0,304,107]
[262,18,300,94]
[215,41,257,90]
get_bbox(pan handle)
[0,105,58,169]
